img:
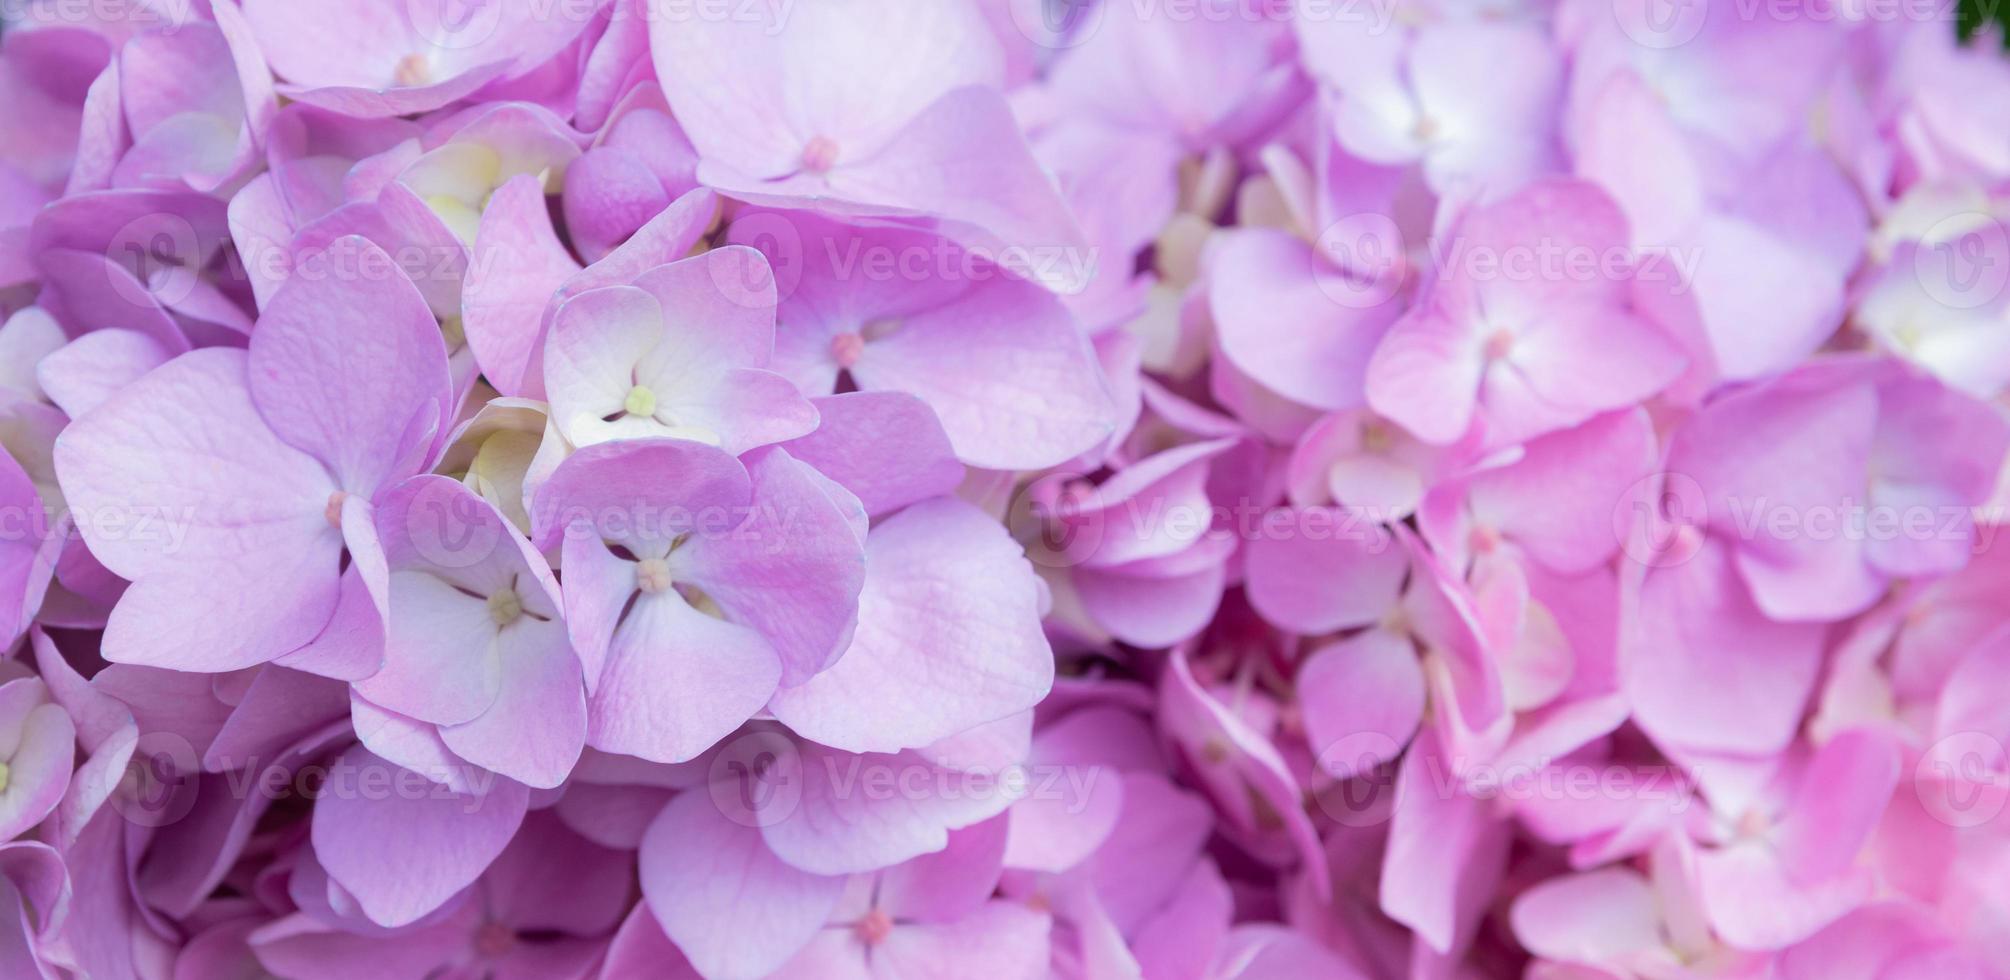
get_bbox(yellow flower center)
[624,385,658,418]
[487,589,523,627]
[636,559,673,595]
[394,53,430,87]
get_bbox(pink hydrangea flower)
[3,1,2009,976]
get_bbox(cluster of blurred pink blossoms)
[1,0,2009,976]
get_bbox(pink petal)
[671,449,866,686]
[247,236,450,494]
[769,499,1051,754]
[855,271,1115,470]
[310,746,527,928]
[869,901,1051,980]
[778,392,964,519]
[588,592,781,765]
[1210,227,1399,411]
[1623,537,1824,756]
[34,330,170,421]
[650,0,1003,179]
[461,174,581,398]
[1244,514,1406,635]
[437,616,586,789]
[1378,729,1510,955]
[1772,728,1901,884]
[999,710,1128,874]
[1298,630,1425,782]
[1509,868,1663,965]
[878,816,1010,923]
[639,789,845,980]
[757,739,1023,877]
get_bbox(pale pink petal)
[778,393,964,519]
[769,499,1051,754]
[640,789,845,980]
[1298,630,1425,782]
[1244,515,1406,635]
[1509,868,1663,965]
[310,746,527,928]
[247,236,450,494]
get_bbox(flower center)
[474,922,516,958]
[1359,421,1394,454]
[1412,115,1440,143]
[854,908,894,946]
[636,559,674,595]
[487,589,523,627]
[624,385,658,418]
[1735,807,1770,839]
[0,762,12,794]
[802,135,840,173]
[1484,328,1517,361]
[394,53,431,87]
[830,332,865,369]
[324,491,348,530]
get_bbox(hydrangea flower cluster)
[1,0,2008,976]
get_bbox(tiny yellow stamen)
[624,385,658,418]
[394,53,430,87]
[1360,421,1394,454]
[487,589,523,627]
[636,559,673,595]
